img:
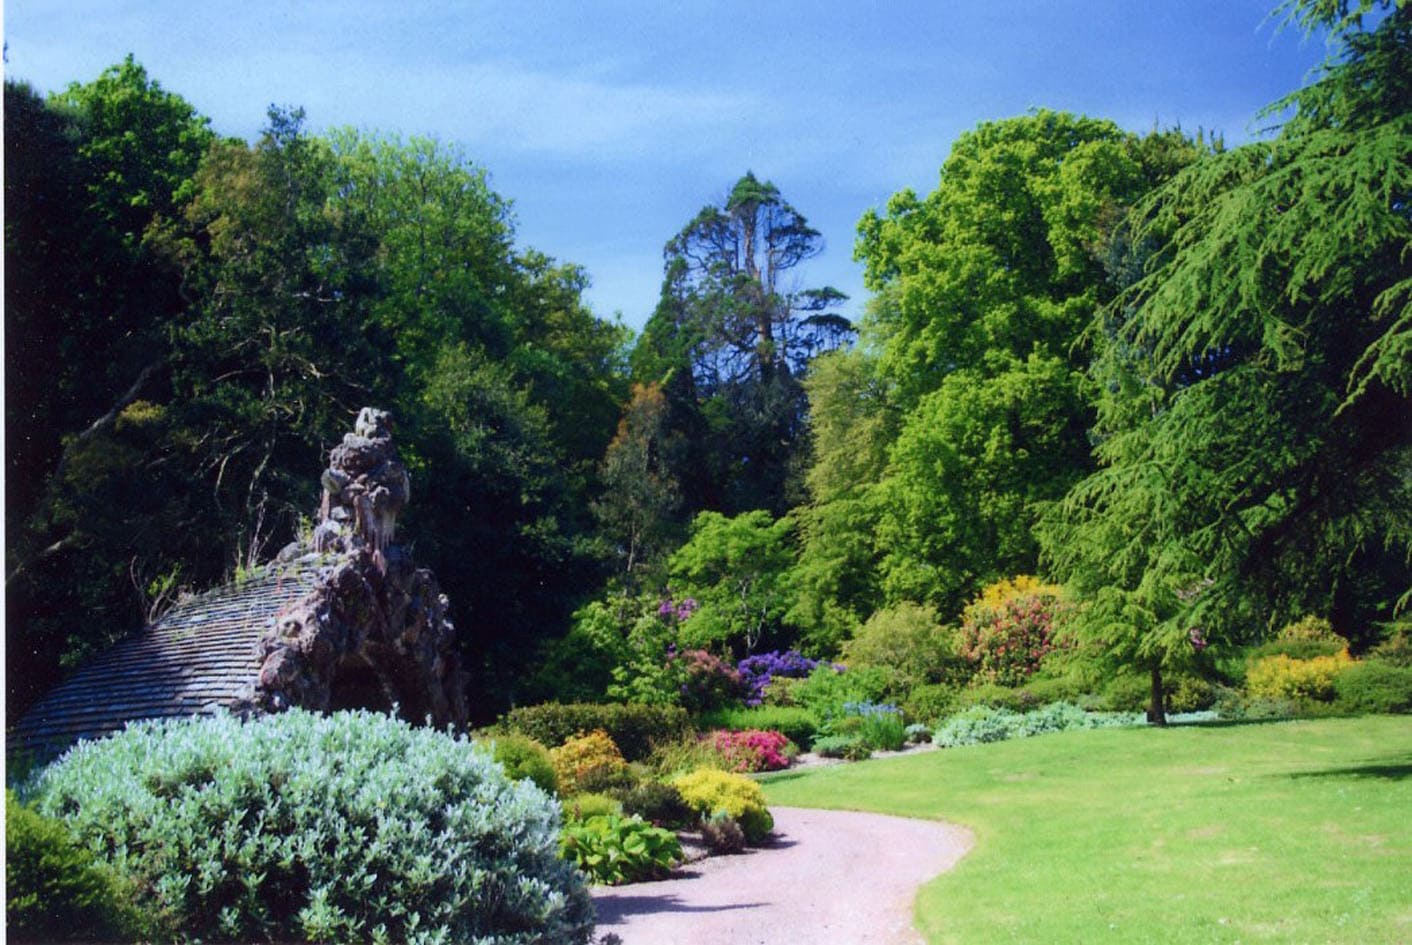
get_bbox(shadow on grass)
[1285,758,1412,781]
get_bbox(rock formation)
[235,408,468,726]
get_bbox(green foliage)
[618,782,695,829]
[788,664,891,719]
[933,702,1143,747]
[696,706,820,751]
[486,733,559,795]
[495,702,691,762]
[810,734,873,761]
[6,790,144,943]
[1041,6,1412,717]
[562,792,623,822]
[559,814,682,886]
[901,683,963,724]
[671,768,775,844]
[26,710,593,944]
[841,602,965,697]
[669,510,797,652]
[1331,660,1412,713]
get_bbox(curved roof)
[9,560,324,764]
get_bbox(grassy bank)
[762,716,1412,944]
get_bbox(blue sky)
[5,1,1331,331]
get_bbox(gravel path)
[590,806,973,945]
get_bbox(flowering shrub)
[697,705,820,751]
[26,710,593,944]
[1246,652,1353,702]
[671,768,774,844]
[736,650,822,706]
[675,648,747,712]
[958,576,1066,686]
[550,729,628,796]
[706,729,796,772]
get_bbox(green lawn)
[762,716,1412,944]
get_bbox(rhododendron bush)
[706,728,795,772]
[958,576,1066,686]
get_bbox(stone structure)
[12,408,468,762]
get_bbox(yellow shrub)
[1246,652,1353,702]
[670,767,773,843]
[972,575,1064,611]
[549,729,626,795]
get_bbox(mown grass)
[761,715,1412,944]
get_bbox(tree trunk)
[1147,661,1167,726]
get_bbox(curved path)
[590,807,974,945]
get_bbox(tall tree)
[635,173,851,515]
[1040,0,1412,722]
[854,112,1203,616]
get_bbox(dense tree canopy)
[1039,0,1412,720]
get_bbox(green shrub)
[1332,661,1412,714]
[791,664,891,719]
[6,790,143,943]
[905,723,933,745]
[619,782,695,829]
[902,683,962,724]
[811,734,872,760]
[1100,673,1152,712]
[1368,630,1412,668]
[559,814,682,885]
[486,732,559,794]
[549,729,629,796]
[1168,675,1218,712]
[696,705,820,749]
[934,702,1144,747]
[671,768,774,844]
[1247,615,1350,663]
[958,682,1045,712]
[646,734,732,778]
[496,702,690,761]
[26,710,593,945]
[563,791,623,821]
[834,701,906,751]
[841,602,965,695]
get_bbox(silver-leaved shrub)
[26,709,595,944]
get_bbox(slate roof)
[9,559,325,764]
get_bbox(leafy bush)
[559,815,682,885]
[1247,652,1353,702]
[675,648,748,712]
[550,729,629,796]
[619,782,695,829]
[497,702,690,761]
[1368,630,1412,668]
[958,576,1066,686]
[1332,661,1412,714]
[902,683,962,724]
[486,733,559,795]
[646,734,732,777]
[841,602,965,695]
[671,768,774,844]
[736,650,822,706]
[1248,615,1349,662]
[934,702,1144,747]
[790,663,891,719]
[699,813,747,855]
[811,734,872,760]
[958,682,1045,713]
[6,790,143,943]
[26,710,593,945]
[563,792,623,821]
[705,729,796,772]
[696,705,820,750]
